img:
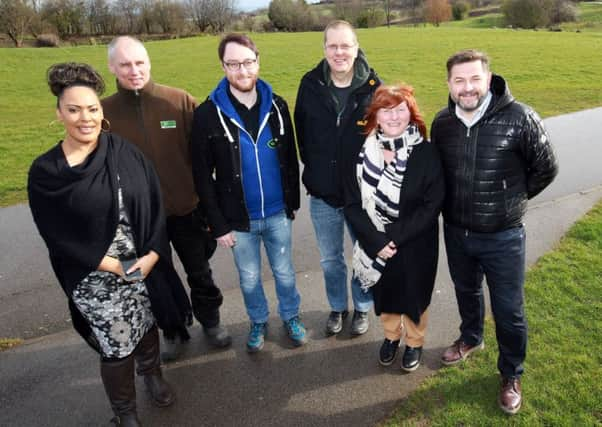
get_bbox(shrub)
[36,33,60,47]
[502,0,551,28]
[549,0,578,24]
[452,1,470,20]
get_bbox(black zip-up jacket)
[190,93,300,238]
[294,59,380,207]
[431,74,558,233]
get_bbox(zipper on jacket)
[229,114,271,218]
[134,91,151,155]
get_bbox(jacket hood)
[447,73,514,118]
[209,77,273,121]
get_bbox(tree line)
[0,0,582,48]
[0,0,235,47]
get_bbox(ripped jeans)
[232,211,301,324]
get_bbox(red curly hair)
[363,84,427,138]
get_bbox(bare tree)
[42,0,87,37]
[187,0,211,32]
[208,0,234,32]
[383,0,393,27]
[153,0,185,33]
[113,0,138,33]
[87,0,116,34]
[187,0,233,33]
[423,0,451,26]
[0,0,35,46]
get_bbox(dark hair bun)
[47,62,105,98]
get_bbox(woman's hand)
[126,251,159,279]
[97,256,124,276]
[216,231,236,248]
[377,241,397,260]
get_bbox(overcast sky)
[238,0,320,12]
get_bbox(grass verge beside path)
[382,201,602,426]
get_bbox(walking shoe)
[203,324,232,348]
[499,376,522,415]
[246,322,267,353]
[350,310,369,335]
[401,346,423,372]
[144,373,175,407]
[161,336,183,362]
[284,316,308,347]
[441,339,484,366]
[325,310,348,336]
[110,414,141,427]
[378,338,400,366]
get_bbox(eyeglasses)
[324,44,356,53]
[223,59,258,71]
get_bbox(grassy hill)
[1,26,601,206]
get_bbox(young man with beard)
[102,36,232,360]
[431,49,558,414]
[191,34,305,353]
[294,20,380,336]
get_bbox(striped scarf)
[352,124,423,290]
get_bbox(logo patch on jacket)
[267,139,278,149]
[160,120,177,129]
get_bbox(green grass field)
[1,26,602,206]
[383,200,602,426]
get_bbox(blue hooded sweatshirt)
[209,77,285,220]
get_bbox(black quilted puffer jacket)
[431,74,558,233]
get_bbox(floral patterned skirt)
[72,272,155,359]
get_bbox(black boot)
[100,355,142,427]
[135,326,175,408]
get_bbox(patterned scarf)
[352,124,423,290]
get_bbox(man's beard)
[229,75,257,93]
[456,91,486,112]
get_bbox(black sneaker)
[379,338,400,366]
[401,346,423,372]
[325,310,348,335]
[350,310,369,335]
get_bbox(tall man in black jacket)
[431,49,558,415]
[295,20,380,336]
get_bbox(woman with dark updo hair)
[28,62,191,426]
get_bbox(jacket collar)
[114,79,156,103]
[447,73,514,121]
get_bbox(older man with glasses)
[191,33,304,353]
[294,20,381,337]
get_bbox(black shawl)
[28,132,191,351]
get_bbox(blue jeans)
[232,211,300,324]
[309,196,373,313]
[444,223,527,378]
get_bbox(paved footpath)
[1,108,601,426]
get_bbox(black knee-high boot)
[135,326,175,407]
[100,354,142,427]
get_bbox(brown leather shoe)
[441,339,484,366]
[499,377,522,415]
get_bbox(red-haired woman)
[343,84,445,372]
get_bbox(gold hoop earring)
[48,119,61,128]
[101,118,111,132]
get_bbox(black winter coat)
[28,133,192,352]
[343,141,445,322]
[294,60,380,207]
[191,94,300,238]
[431,74,558,233]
